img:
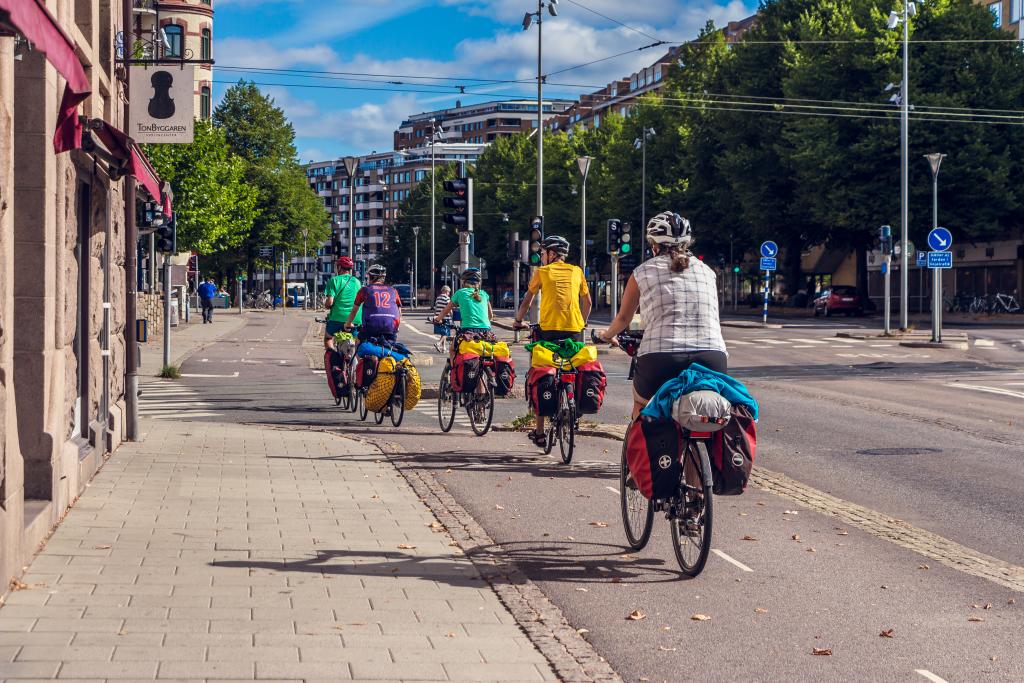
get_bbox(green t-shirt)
[451,287,490,330]
[325,274,362,324]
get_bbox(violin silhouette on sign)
[148,71,175,120]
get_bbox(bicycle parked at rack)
[527,325,578,464]
[243,290,273,310]
[990,292,1021,314]
[594,328,716,577]
[437,328,495,437]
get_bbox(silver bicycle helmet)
[646,211,692,246]
[367,264,387,279]
[541,235,570,256]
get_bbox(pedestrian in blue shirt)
[197,278,218,324]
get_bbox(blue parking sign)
[916,251,927,267]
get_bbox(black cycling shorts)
[633,350,728,401]
[535,329,584,343]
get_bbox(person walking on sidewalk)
[197,278,217,324]
[432,285,452,353]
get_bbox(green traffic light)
[733,266,740,273]
[620,244,631,254]
[530,254,542,265]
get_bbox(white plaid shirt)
[633,255,727,356]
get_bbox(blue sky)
[213,0,757,161]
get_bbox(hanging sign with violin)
[129,65,195,143]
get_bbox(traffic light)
[443,178,469,231]
[405,257,412,272]
[620,221,633,255]
[528,217,544,266]
[732,265,741,274]
[879,225,893,257]
[154,214,176,253]
[507,232,519,260]
[607,219,621,255]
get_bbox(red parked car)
[813,285,863,317]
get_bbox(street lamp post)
[887,1,916,330]
[925,153,945,343]
[634,128,655,259]
[301,227,308,309]
[524,0,558,222]
[576,156,593,271]
[412,225,420,309]
[343,156,358,262]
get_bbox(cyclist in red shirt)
[345,264,402,341]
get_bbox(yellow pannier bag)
[530,345,573,369]
[402,359,421,410]
[458,339,510,357]
[569,345,598,368]
[365,356,396,412]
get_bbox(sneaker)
[434,341,442,353]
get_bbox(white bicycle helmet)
[646,211,692,246]
[367,264,387,279]
[540,235,570,256]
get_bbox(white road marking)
[836,337,866,344]
[759,340,791,345]
[147,412,221,420]
[789,338,827,344]
[312,370,326,374]
[727,340,754,345]
[792,345,815,349]
[605,486,620,495]
[915,670,949,683]
[402,322,435,339]
[180,372,240,378]
[869,343,895,347]
[200,358,209,362]
[712,549,754,572]
[945,383,1024,400]
[974,338,995,347]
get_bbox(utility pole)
[123,0,139,440]
[925,153,946,343]
[343,156,358,262]
[412,225,420,309]
[899,1,910,330]
[430,119,438,300]
[577,156,592,270]
[162,254,171,368]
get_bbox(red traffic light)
[443,179,468,196]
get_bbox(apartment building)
[130,0,214,118]
[1,0,171,589]
[981,0,1023,35]
[395,98,573,150]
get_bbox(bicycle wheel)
[468,372,494,437]
[437,365,457,432]
[374,405,385,425]
[670,441,714,577]
[620,423,653,550]
[557,387,575,464]
[390,374,406,427]
[357,392,368,421]
[543,413,556,456]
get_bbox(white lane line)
[835,337,866,343]
[727,340,754,345]
[312,370,326,374]
[402,322,436,339]
[974,339,995,347]
[711,549,754,572]
[945,383,1024,400]
[869,343,895,348]
[792,345,815,349]
[146,412,221,420]
[759,340,791,345]
[915,670,949,683]
[790,338,826,344]
[180,372,240,378]
[605,486,620,495]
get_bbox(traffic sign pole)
[927,227,953,343]
[762,270,770,326]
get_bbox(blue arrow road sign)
[927,251,952,269]
[916,251,927,267]
[760,241,779,258]
[927,227,953,251]
[760,257,777,271]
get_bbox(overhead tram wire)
[561,0,668,43]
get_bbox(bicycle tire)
[390,374,406,427]
[620,424,653,550]
[543,415,556,455]
[670,441,714,577]
[358,392,368,421]
[558,388,575,464]
[438,365,457,432]
[468,372,494,437]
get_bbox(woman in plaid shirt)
[597,212,727,420]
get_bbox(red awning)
[0,0,93,152]
[90,120,172,215]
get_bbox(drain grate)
[856,447,943,456]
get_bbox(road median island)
[502,421,1024,593]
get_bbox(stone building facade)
[0,0,168,588]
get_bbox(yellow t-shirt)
[528,261,590,332]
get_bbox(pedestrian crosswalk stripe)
[790,338,826,344]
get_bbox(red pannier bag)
[709,404,756,495]
[324,349,347,399]
[574,360,606,414]
[525,366,558,417]
[355,355,378,390]
[493,355,516,397]
[451,352,481,393]
[625,417,685,500]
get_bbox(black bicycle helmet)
[461,267,482,284]
[541,235,570,256]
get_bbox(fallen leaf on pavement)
[397,544,416,550]
[739,512,748,517]
[783,510,799,515]
[836,530,848,536]
[983,603,993,610]
[791,534,801,541]
[9,580,28,591]
[812,648,833,656]
[754,608,768,614]
[589,521,609,527]
[94,544,112,550]
[626,610,647,621]
[575,588,589,593]
[806,547,817,553]
[446,632,457,638]
[968,616,985,622]
[564,536,575,541]
[918,564,929,570]
[370,494,379,500]
[611,577,622,583]
[1009,598,1017,605]
[576,628,589,635]
[658,646,677,651]
[880,629,895,638]
[691,614,712,621]
[445,468,452,473]
[661,626,671,631]
[428,522,443,529]
[742,535,758,541]
[757,502,766,506]
[495,504,505,510]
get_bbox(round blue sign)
[760,241,779,258]
[927,227,952,252]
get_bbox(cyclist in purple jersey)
[345,264,402,340]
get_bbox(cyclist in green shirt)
[323,256,362,352]
[432,268,492,338]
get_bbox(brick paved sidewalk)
[0,420,556,681]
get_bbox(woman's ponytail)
[471,282,482,302]
[667,244,691,273]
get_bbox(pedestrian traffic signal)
[154,214,176,254]
[507,232,519,261]
[879,225,893,257]
[733,265,741,273]
[443,178,470,231]
[528,217,544,266]
[620,221,633,255]
[607,219,621,255]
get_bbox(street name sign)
[760,257,777,271]
[927,227,953,252]
[927,251,952,269]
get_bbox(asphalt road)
[144,309,1024,682]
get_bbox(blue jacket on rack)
[640,363,759,422]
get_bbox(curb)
[899,340,969,350]
[721,320,784,330]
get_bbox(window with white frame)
[989,1,1002,26]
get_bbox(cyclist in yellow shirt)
[513,235,592,446]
